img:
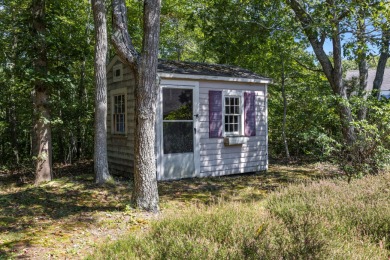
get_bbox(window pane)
[225,97,230,105]
[163,89,193,120]
[163,122,193,154]
[234,124,238,132]
[113,94,126,133]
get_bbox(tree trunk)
[373,29,390,99]
[281,60,290,161]
[356,15,368,120]
[9,33,20,165]
[131,0,161,212]
[31,0,52,184]
[112,0,160,212]
[332,24,356,145]
[76,59,86,160]
[92,0,111,184]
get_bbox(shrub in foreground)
[89,173,390,259]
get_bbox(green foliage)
[334,100,390,179]
[0,0,95,167]
[89,173,390,259]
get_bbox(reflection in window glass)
[163,122,193,154]
[163,89,193,120]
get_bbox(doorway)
[158,83,199,180]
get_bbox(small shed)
[106,56,272,181]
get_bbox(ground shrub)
[89,173,390,259]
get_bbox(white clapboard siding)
[200,150,267,161]
[199,146,265,155]
[200,165,266,177]
[200,161,267,174]
[201,156,267,167]
[198,80,267,176]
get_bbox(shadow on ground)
[158,164,339,205]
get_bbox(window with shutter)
[209,90,256,138]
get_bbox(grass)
[2,161,381,259]
[89,171,390,259]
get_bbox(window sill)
[224,136,248,146]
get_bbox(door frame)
[156,79,200,180]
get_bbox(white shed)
[107,56,272,181]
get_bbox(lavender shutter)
[209,90,223,138]
[244,92,256,136]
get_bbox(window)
[209,90,256,138]
[112,94,126,134]
[113,64,123,82]
[224,96,241,135]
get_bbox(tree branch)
[294,58,323,73]
[111,0,139,72]
[287,0,335,88]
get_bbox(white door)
[158,84,199,180]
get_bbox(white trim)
[110,88,127,135]
[157,80,200,180]
[113,64,123,82]
[222,90,244,137]
[159,73,272,84]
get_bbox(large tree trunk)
[356,15,368,120]
[373,29,390,99]
[92,0,111,184]
[31,0,52,184]
[132,0,161,212]
[112,0,160,212]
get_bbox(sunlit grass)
[90,171,390,259]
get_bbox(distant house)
[106,56,272,181]
[346,68,390,99]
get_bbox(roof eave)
[158,72,273,84]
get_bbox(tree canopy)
[0,0,389,181]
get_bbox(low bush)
[89,173,390,259]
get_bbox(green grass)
[89,172,390,259]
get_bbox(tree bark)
[281,59,290,161]
[356,15,368,120]
[31,0,52,184]
[9,32,20,165]
[373,29,390,99]
[112,0,160,212]
[92,0,111,184]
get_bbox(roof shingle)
[157,59,270,80]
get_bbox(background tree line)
[0,0,389,178]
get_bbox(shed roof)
[107,56,272,84]
[346,68,390,91]
[157,59,271,81]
